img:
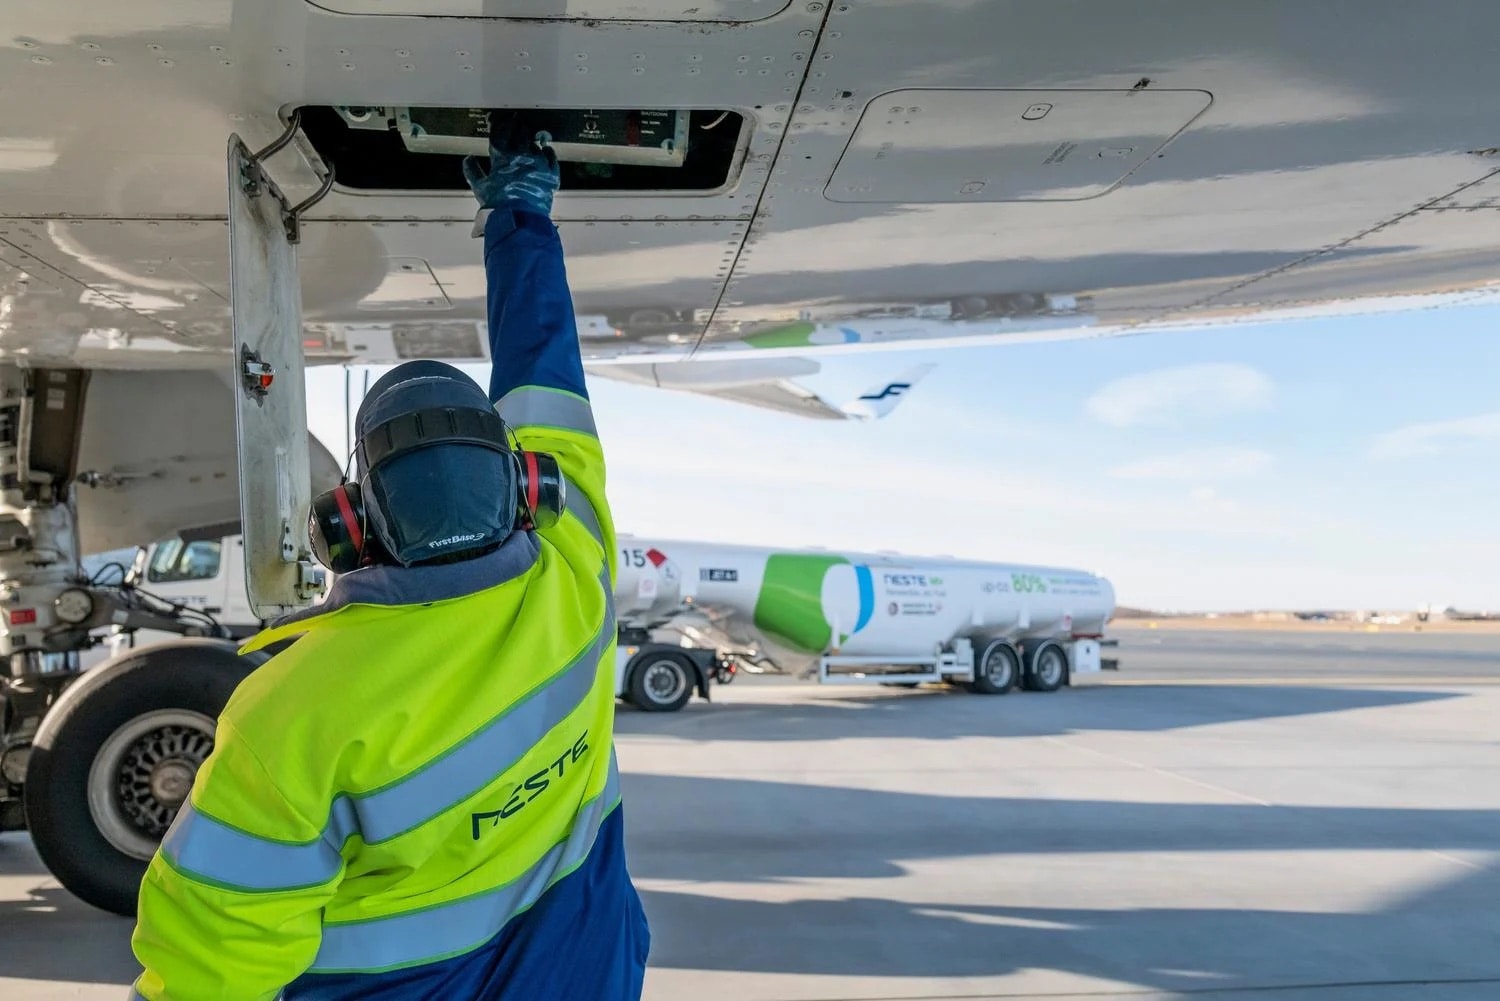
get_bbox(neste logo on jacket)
[471,730,591,839]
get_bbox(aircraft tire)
[966,640,1019,695]
[24,640,259,916]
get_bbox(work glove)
[462,122,560,218]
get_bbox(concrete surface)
[2,630,1498,999]
[1111,626,1500,683]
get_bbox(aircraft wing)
[587,359,930,420]
[672,380,848,421]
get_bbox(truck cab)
[110,537,262,655]
[139,537,254,623]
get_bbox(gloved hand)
[463,123,560,217]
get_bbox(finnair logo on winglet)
[840,364,935,421]
[858,382,912,402]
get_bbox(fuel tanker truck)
[611,537,1116,710]
[101,533,1116,713]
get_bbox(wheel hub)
[644,661,686,702]
[147,758,197,809]
[88,710,217,859]
[118,723,214,835]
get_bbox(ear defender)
[309,482,367,573]
[313,405,569,573]
[516,450,565,531]
[311,450,565,572]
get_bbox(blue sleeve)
[483,207,588,403]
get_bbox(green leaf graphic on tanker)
[753,553,850,652]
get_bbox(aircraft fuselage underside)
[1,1,1499,375]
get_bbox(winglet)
[839,364,936,420]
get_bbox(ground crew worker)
[129,126,650,1000]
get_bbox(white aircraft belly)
[0,2,1499,370]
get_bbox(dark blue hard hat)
[354,360,516,566]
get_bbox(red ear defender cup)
[523,450,540,515]
[516,451,565,531]
[309,482,367,573]
[333,484,363,552]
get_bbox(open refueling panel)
[297,106,749,192]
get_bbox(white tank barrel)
[613,538,1114,664]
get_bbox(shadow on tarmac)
[615,683,1462,742]
[6,782,1500,991]
[626,771,1500,991]
[622,776,1500,882]
[0,836,137,984]
[638,871,1500,992]
[618,685,1500,992]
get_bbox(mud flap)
[227,134,319,618]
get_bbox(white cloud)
[1085,363,1273,428]
[1369,412,1500,459]
[1109,448,1273,481]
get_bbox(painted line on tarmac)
[1041,736,1273,807]
[1424,849,1489,872]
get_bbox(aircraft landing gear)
[0,363,248,913]
[0,363,93,841]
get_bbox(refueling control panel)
[336,106,693,167]
[297,106,746,192]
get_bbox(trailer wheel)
[627,653,694,712]
[23,641,259,916]
[1024,641,1068,692]
[967,640,1019,695]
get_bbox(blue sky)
[306,302,1500,613]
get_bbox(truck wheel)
[967,640,1019,695]
[628,653,694,712]
[1024,641,1069,692]
[23,641,259,916]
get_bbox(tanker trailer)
[613,537,1116,709]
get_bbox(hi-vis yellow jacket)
[131,207,649,1001]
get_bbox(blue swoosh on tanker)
[852,564,874,633]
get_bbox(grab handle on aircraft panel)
[249,109,302,165]
[282,167,336,245]
[242,109,337,245]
